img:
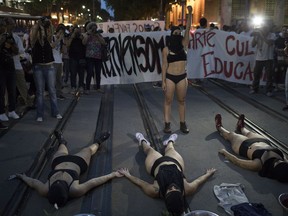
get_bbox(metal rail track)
[210,79,288,123]
[2,92,81,216]
[81,85,114,216]
[191,80,288,156]
[133,83,192,214]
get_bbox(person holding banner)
[161,6,192,134]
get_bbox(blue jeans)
[33,64,60,118]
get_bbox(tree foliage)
[105,0,161,20]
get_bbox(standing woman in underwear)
[15,131,123,208]
[215,114,288,182]
[162,6,192,134]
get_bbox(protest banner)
[100,29,265,86]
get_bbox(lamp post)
[92,0,95,21]
[181,0,186,25]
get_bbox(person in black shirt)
[119,132,216,216]
[215,114,288,182]
[0,18,19,122]
[15,131,123,208]
[161,6,192,134]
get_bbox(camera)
[40,16,51,28]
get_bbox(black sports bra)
[167,49,187,63]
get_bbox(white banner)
[187,29,257,85]
[100,30,266,86]
[97,20,165,33]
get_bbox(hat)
[47,180,69,207]
[165,190,185,215]
[86,22,97,31]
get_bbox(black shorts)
[166,73,187,84]
[238,138,271,158]
[150,156,183,177]
[51,155,88,174]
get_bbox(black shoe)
[283,105,288,111]
[235,114,245,133]
[215,114,222,132]
[180,122,189,134]
[0,122,8,130]
[164,122,172,134]
[95,131,110,145]
[54,130,67,145]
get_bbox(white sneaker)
[8,111,20,119]
[56,114,62,119]
[135,132,150,146]
[163,133,178,146]
[36,117,43,122]
[0,113,9,121]
[266,92,273,97]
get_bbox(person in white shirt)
[8,23,34,108]
[250,24,276,96]
[52,24,66,100]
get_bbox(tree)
[105,0,161,20]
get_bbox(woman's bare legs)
[53,131,110,166]
[164,79,175,123]
[215,114,249,154]
[136,133,162,174]
[163,134,185,171]
[74,143,100,166]
[236,114,264,139]
[175,78,188,123]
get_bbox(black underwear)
[150,156,183,177]
[238,138,271,158]
[51,155,88,174]
[166,73,187,84]
[252,148,284,160]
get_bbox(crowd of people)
[0,16,109,128]
[1,10,288,215]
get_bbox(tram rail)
[2,92,81,216]
[191,79,288,156]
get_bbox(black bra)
[167,49,187,63]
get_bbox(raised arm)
[183,6,192,47]
[118,168,159,198]
[219,149,262,171]
[185,168,216,196]
[16,173,48,196]
[71,171,123,197]
[161,47,169,91]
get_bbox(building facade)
[167,0,288,30]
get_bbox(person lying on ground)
[118,133,216,216]
[215,113,288,183]
[15,131,123,208]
